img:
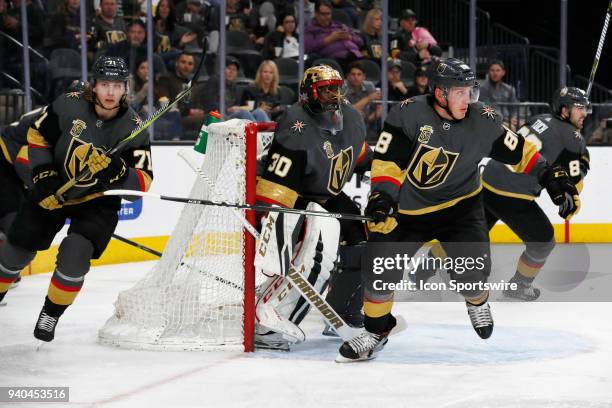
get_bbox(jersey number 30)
[267,153,292,177]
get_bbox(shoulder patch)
[291,120,306,133]
[400,98,415,109]
[66,91,83,99]
[481,105,498,120]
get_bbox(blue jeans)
[229,108,270,122]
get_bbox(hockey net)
[98,120,275,351]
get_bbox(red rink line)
[76,354,245,407]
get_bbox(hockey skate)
[466,301,494,339]
[33,307,60,342]
[336,331,389,363]
[503,276,541,301]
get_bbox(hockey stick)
[586,0,612,99]
[111,233,162,257]
[110,233,243,291]
[54,49,207,202]
[102,189,373,221]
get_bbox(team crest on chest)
[70,119,87,138]
[418,125,434,143]
[407,144,459,189]
[327,146,354,194]
[64,138,98,188]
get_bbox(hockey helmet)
[552,87,590,115]
[92,56,129,82]
[429,58,479,103]
[300,65,344,113]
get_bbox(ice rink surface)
[1,257,611,408]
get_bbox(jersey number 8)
[503,130,519,151]
[375,131,393,154]
[568,159,580,177]
[267,153,292,177]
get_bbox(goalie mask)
[300,65,345,132]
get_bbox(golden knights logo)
[327,146,353,194]
[70,119,87,138]
[407,144,459,189]
[418,125,434,143]
[64,138,97,188]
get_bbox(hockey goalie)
[252,65,372,350]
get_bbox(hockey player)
[254,65,372,349]
[0,108,43,290]
[336,58,580,362]
[481,87,589,300]
[0,108,40,240]
[0,56,154,342]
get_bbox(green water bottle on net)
[194,110,222,154]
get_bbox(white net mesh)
[99,120,272,351]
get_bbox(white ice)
[1,260,611,408]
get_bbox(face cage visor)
[443,83,480,104]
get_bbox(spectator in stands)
[304,0,363,72]
[128,57,184,140]
[479,59,519,129]
[405,64,429,97]
[343,60,382,142]
[589,118,612,145]
[106,19,150,71]
[248,1,276,48]
[154,0,198,54]
[44,0,91,51]
[92,0,127,52]
[330,0,359,28]
[360,8,383,62]
[384,59,409,101]
[391,8,441,66]
[262,13,299,60]
[177,0,215,49]
[159,52,197,101]
[241,60,281,120]
[198,56,266,122]
[0,0,45,50]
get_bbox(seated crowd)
[0,0,452,141]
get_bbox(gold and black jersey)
[27,91,153,204]
[482,113,589,200]
[371,95,547,215]
[256,102,371,208]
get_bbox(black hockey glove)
[540,165,578,205]
[87,150,128,188]
[31,164,63,210]
[558,192,581,220]
[365,192,396,223]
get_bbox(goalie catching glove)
[31,164,63,210]
[539,165,580,220]
[86,147,128,187]
[365,191,398,234]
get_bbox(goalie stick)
[53,47,207,202]
[102,189,373,222]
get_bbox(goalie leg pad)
[255,203,341,339]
